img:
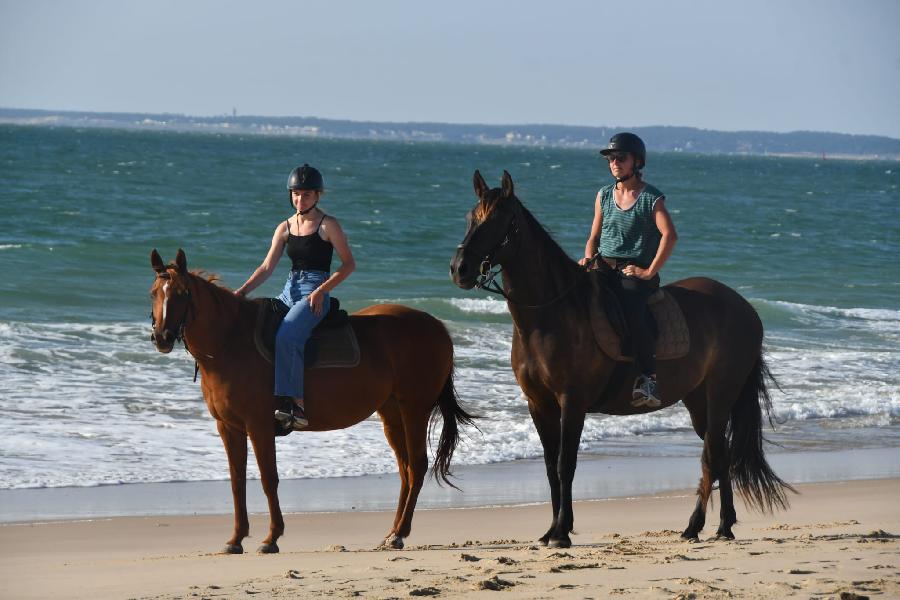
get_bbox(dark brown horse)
[149,249,473,553]
[450,171,793,548]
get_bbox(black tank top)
[285,215,334,272]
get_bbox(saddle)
[253,297,360,369]
[587,270,690,362]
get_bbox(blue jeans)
[274,270,330,398]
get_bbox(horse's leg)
[248,430,284,553]
[385,395,430,549]
[683,435,715,541]
[548,393,588,549]
[682,385,711,541]
[707,389,738,540]
[388,401,430,550]
[682,382,738,541]
[713,431,737,541]
[377,397,410,549]
[217,420,249,554]
[528,397,562,545]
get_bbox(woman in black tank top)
[234,164,356,429]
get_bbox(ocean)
[0,124,898,495]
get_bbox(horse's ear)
[473,170,488,199]
[175,248,187,274]
[501,170,514,199]
[151,249,166,273]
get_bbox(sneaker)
[631,375,661,408]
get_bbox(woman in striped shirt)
[578,133,678,407]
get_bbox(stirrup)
[274,402,308,430]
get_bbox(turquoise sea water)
[0,124,898,490]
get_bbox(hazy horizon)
[5,106,900,142]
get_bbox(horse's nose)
[150,330,174,345]
[450,256,469,279]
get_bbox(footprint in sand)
[476,576,515,591]
[409,587,441,597]
[787,568,817,574]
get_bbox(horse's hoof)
[680,532,700,542]
[547,538,571,549]
[713,532,735,541]
[222,543,244,554]
[257,542,280,554]
[379,534,404,550]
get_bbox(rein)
[477,263,580,309]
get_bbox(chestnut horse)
[149,249,474,553]
[450,171,793,548]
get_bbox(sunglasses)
[605,152,630,163]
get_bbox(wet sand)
[2,478,897,599]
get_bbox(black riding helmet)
[599,132,647,169]
[287,163,324,191]
[286,164,324,209]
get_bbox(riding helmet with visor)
[599,132,647,169]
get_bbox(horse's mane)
[165,263,256,309]
[191,269,221,284]
[512,196,580,273]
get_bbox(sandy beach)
[2,478,897,599]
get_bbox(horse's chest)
[512,332,587,391]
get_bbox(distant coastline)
[2,107,898,159]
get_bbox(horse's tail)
[429,360,478,489]
[728,353,796,513]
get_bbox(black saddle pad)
[589,268,659,358]
[253,297,355,366]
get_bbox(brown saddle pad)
[254,298,360,369]
[589,283,690,362]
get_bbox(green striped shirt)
[598,183,664,269]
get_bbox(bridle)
[472,212,518,300]
[149,270,202,380]
[467,203,580,309]
[150,273,191,342]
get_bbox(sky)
[1,0,899,138]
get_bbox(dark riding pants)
[612,272,660,376]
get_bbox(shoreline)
[2,446,897,524]
[1,478,896,599]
